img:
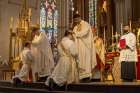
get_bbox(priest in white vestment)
[45,31,79,87]
[31,26,54,82]
[73,14,97,80]
[119,26,138,81]
[13,42,33,83]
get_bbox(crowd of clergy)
[12,14,138,89]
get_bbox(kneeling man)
[45,31,79,88]
[13,42,33,84]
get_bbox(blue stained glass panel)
[40,0,58,43]
[89,0,97,29]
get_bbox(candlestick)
[129,20,132,32]
[103,27,106,46]
[112,25,113,44]
[10,17,14,30]
[115,32,118,44]
[16,19,19,28]
[28,8,32,22]
[97,28,98,37]
[25,22,28,33]
[121,23,123,36]
[28,8,32,17]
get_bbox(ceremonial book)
[119,39,126,49]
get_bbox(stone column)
[73,0,89,21]
[124,0,132,24]
[114,0,122,33]
[57,0,69,42]
[106,0,112,46]
[114,0,132,34]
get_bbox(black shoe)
[13,77,22,86]
[38,76,48,82]
[122,79,134,82]
[80,77,91,83]
[49,78,62,91]
[49,78,55,90]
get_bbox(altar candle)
[25,22,28,33]
[28,8,32,22]
[28,8,32,17]
[115,32,118,43]
[97,27,99,37]
[112,25,114,44]
[76,10,79,14]
[112,25,113,36]
[16,19,19,28]
[129,20,132,32]
[10,17,14,29]
[104,27,106,44]
[121,23,123,36]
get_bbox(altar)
[106,49,140,82]
[105,51,120,82]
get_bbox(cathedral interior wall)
[0,0,40,60]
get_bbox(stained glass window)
[89,0,97,29]
[40,0,58,44]
[40,2,46,31]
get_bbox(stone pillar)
[0,0,40,59]
[106,0,112,46]
[57,0,69,42]
[73,0,89,21]
[114,0,120,33]
[114,0,132,34]
[123,0,132,24]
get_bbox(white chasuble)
[32,32,54,79]
[73,20,97,79]
[46,37,79,86]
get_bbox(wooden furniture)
[2,69,15,80]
